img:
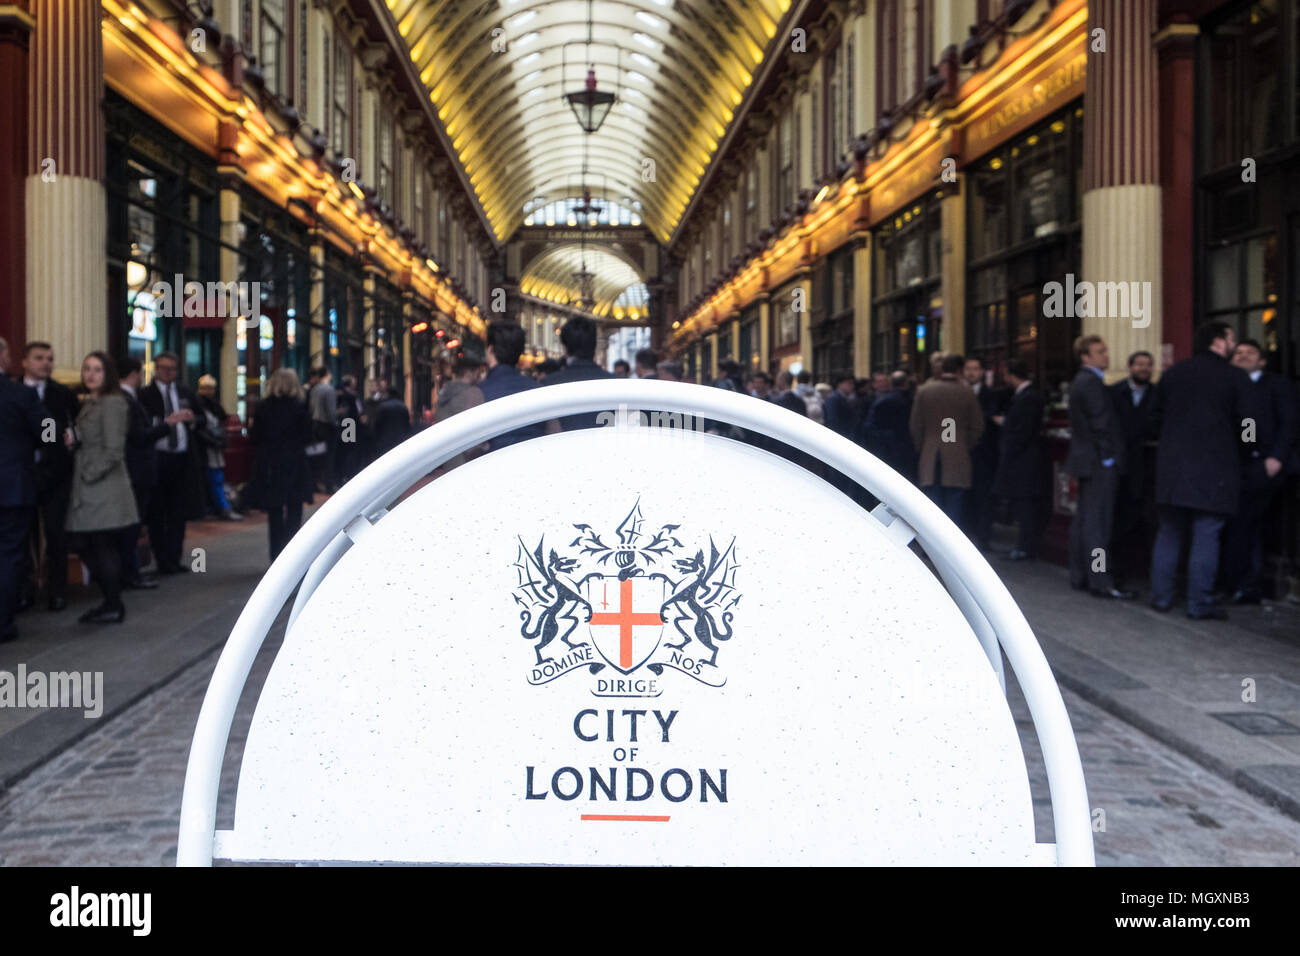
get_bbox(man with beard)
[1149,322,1255,619]
[1108,350,1161,588]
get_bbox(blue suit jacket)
[0,377,50,508]
[479,364,544,451]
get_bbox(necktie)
[164,385,179,450]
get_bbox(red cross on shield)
[584,575,667,674]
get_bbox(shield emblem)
[583,575,667,674]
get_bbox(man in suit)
[18,341,78,611]
[859,370,915,482]
[0,337,50,642]
[334,374,364,484]
[541,317,613,433]
[634,348,659,380]
[1108,350,1162,589]
[138,351,199,574]
[1150,321,1256,619]
[479,322,544,451]
[963,355,1006,550]
[1221,338,1297,604]
[1064,335,1132,599]
[910,353,985,528]
[822,375,860,439]
[992,360,1047,560]
[118,358,172,589]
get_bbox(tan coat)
[909,376,985,488]
[66,392,139,533]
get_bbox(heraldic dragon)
[511,499,741,669]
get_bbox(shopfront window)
[106,92,221,384]
[965,103,1083,393]
[812,244,855,382]
[872,194,942,374]
[739,307,760,372]
[717,322,733,365]
[1204,0,1285,174]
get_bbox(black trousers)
[0,505,34,637]
[148,452,190,571]
[118,483,152,583]
[21,477,71,598]
[267,502,303,561]
[1009,496,1047,556]
[1222,461,1283,596]
[967,452,997,548]
[71,530,124,610]
[1069,468,1118,591]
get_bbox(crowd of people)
[3,315,1295,642]
[448,316,1296,622]
[0,340,413,641]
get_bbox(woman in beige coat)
[66,351,138,624]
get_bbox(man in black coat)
[822,375,860,439]
[1064,335,1132,599]
[17,341,78,611]
[858,370,915,482]
[541,317,613,433]
[118,358,172,589]
[1108,350,1162,588]
[992,360,1047,560]
[1149,321,1256,619]
[372,387,411,456]
[0,337,50,641]
[334,375,364,484]
[1220,339,1298,603]
[138,351,204,574]
[964,356,1006,550]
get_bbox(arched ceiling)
[385,0,788,244]
[521,242,647,318]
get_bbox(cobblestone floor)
[1,627,1298,866]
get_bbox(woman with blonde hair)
[244,368,314,561]
[66,351,137,624]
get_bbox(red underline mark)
[580,814,671,822]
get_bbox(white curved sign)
[224,426,1039,865]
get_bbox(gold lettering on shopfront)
[976,53,1086,144]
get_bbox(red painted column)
[0,2,33,356]
[1155,17,1198,365]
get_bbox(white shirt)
[153,381,189,454]
[23,375,45,402]
[1249,370,1263,383]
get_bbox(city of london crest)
[511,499,741,695]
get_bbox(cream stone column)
[757,295,771,371]
[797,274,813,372]
[852,234,872,376]
[25,0,105,381]
[363,266,377,379]
[304,0,332,133]
[1082,0,1162,381]
[940,178,967,358]
[308,240,326,368]
[401,291,413,408]
[218,176,243,412]
[851,2,874,137]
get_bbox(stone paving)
[2,622,1299,865]
[3,509,1300,865]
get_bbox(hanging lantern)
[565,68,615,134]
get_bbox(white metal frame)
[177,379,1095,866]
